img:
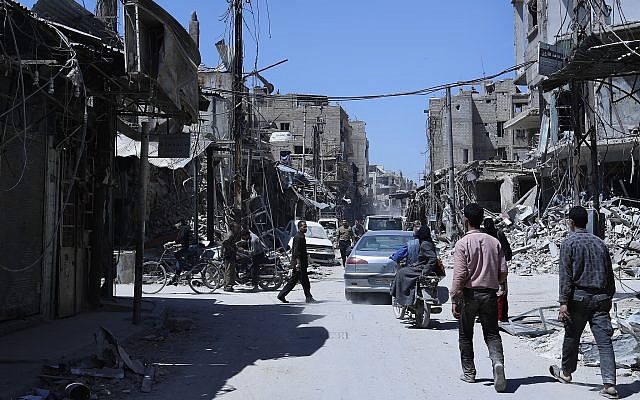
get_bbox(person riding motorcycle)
[390,225,441,306]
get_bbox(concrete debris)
[495,198,640,277]
[581,334,640,369]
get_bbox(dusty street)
[113,268,640,400]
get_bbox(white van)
[364,215,404,231]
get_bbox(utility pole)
[232,0,244,221]
[95,0,118,31]
[572,0,602,236]
[302,105,307,174]
[445,87,458,240]
[133,130,149,324]
[190,11,200,241]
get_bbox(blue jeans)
[562,290,616,385]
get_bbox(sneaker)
[277,295,288,303]
[459,373,476,383]
[549,365,572,383]
[600,386,619,399]
[493,362,507,393]
[223,286,235,292]
[305,297,318,304]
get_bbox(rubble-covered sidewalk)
[0,299,164,400]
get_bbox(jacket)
[291,231,308,269]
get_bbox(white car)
[318,217,339,243]
[285,220,336,266]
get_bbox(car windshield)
[355,234,411,251]
[319,221,337,230]
[305,226,328,239]
[367,218,403,231]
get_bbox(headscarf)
[483,217,498,238]
[415,225,433,244]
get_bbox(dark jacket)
[291,231,308,269]
[559,229,615,304]
[415,240,438,273]
[222,232,240,260]
[496,231,512,262]
[176,225,192,249]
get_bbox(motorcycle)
[392,263,449,328]
[233,251,288,291]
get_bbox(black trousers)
[279,267,312,299]
[251,253,267,287]
[458,288,504,376]
[339,240,351,265]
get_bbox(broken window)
[280,122,291,131]
[497,121,505,138]
[516,129,527,140]
[294,145,303,154]
[514,103,524,115]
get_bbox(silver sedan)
[343,230,413,301]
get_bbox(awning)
[291,187,331,210]
[504,107,540,130]
[115,133,211,169]
[541,33,640,91]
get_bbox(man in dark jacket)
[278,220,317,303]
[549,206,617,399]
[170,219,195,285]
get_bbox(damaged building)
[0,0,125,322]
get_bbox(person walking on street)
[352,219,365,242]
[222,222,241,292]
[451,203,508,393]
[483,218,513,322]
[240,229,267,292]
[549,206,618,399]
[337,219,354,267]
[278,220,316,303]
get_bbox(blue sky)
[21,0,515,183]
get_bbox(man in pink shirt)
[451,203,508,392]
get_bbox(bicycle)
[142,242,223,294]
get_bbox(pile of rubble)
[522,301,640,373]
[501,198,640,277]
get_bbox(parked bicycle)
[142,242,223,294]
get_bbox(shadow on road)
[133,298,329,399]
[500,375,557,393]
